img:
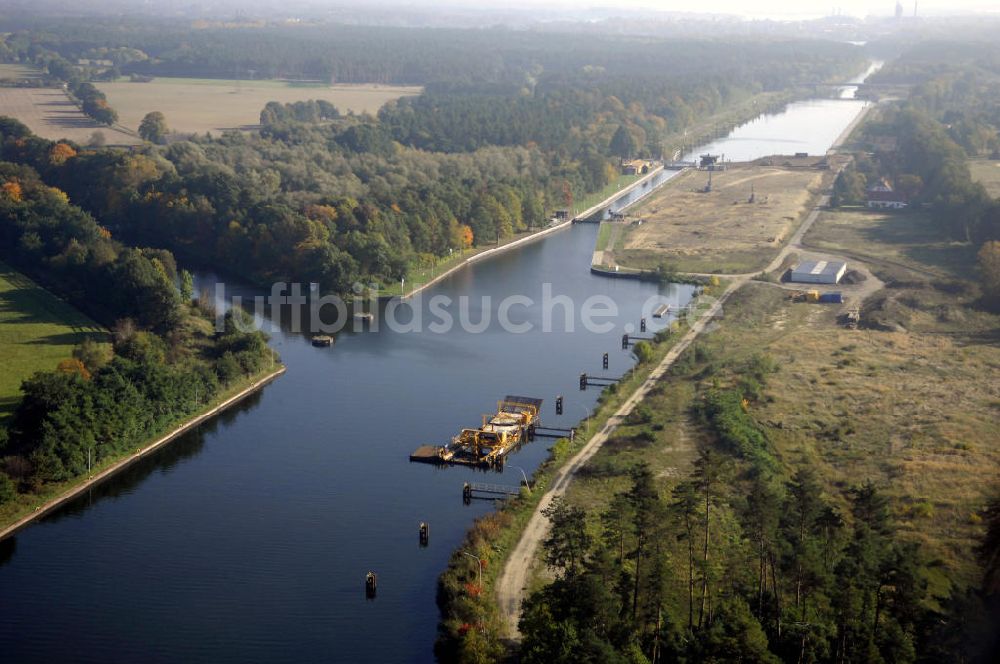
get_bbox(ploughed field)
[0,87,140,145]
[97,78,422,135]
[0,64,43,82]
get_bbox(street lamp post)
[507,464,531,493]
[462,550,487,634]
[462,551,483,588]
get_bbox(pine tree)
[671,481,699,629]
[626,463,660,622]
[609,125,636,161]
[693,448,726,628]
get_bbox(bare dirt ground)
[97,78,422,135]
[615,162,840,273]
[0,87,140,145]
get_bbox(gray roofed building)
[789,260,847,284]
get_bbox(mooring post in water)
[419,522,429,547]
[462,482,472,504]
[555,395,563,415]
[603,352,609,370]
[366,571,377,599]
[640,317,647,332]
[579,373,587,390]
[621,333,629,349]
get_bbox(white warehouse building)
[789,260,847,284]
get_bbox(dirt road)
[496,192,876,639]
[496,279,738,637]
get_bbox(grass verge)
[0,261,108,422]
[805,208,979,281]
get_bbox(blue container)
[818,292,843,304]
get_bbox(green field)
[805,208,978,280]
[0,262,107,421]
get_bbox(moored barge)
[409,396,543,468]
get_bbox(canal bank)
[0,365,286,542]
[0,63,886,664]
[0,220,695,664]
[488,68,884,651]
[399,165,670,301]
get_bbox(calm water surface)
[0,68,878,662]
[683,61,883,163]
[0,222,693,663]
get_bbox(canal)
[685,61,881,163]
[0,66,878,663]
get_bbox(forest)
[0,123,273,506]
[0,24,865,293]
[514,352,999,664]
[0,19,862,89]
[834,41,1000,304]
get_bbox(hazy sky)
[449,0,997,18]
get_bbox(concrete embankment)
[400,167,669,300]
[0,365,287,541]
[400,220,574,300]
[828,100,875,153]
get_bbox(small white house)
[790,260,847,285]
[866,183,908,210]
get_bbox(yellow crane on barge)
[410,396,543,468]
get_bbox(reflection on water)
[0,221,695,664]
[14,392,264,532]
[683,98,869,162]
[0,71,878,663]
[685,60,882,162]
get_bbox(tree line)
[29,49,118,126]
[0,118,273,508]
[0,20,863,88]
[0,22,865,295]
[0,115,552,292]
[833,43,1000,305]
[517,348,999,664]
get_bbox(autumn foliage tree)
[56,358,91,381]
[48,143,77,166]
[1,180,22,201]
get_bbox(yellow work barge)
[409,396,543,468]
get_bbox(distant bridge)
[802,81,913,89]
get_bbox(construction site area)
[602,157,846,274]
